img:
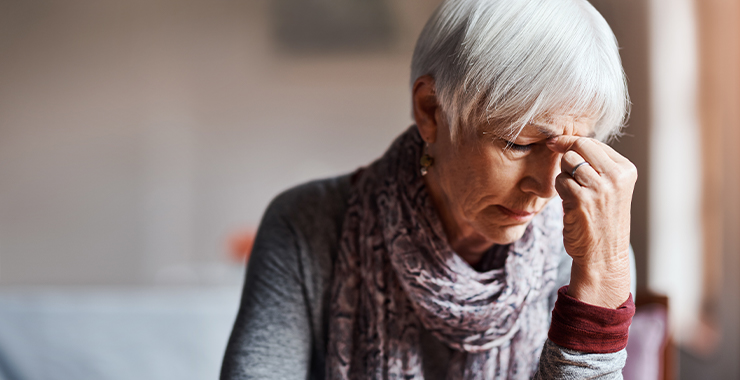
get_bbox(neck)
[423,173,495,266]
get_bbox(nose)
[519,148,561,199]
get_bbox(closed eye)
[503,140,533,152]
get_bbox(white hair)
[411,0,630,142]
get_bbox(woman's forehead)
[474,113,597,139]
[525,115,597,138]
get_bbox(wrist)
[568,257,630,309]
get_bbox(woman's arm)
[534,247,636,380]
[546,136,637,309]
[533,136,639,379]
[534,245,637,379]
[534,283,635,380]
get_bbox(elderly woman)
[222,0,637,379]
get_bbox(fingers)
[546,135,618,174]
[546,135,583,154]
[554,172,583,203]
[561,150,600,188]
[592,141,629,164]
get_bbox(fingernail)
[546,137,559,145]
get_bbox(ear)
[412,75,440,144]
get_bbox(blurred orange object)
[228,228,257,262]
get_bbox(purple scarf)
[327,127,563,379]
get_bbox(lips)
[496,205,536,222]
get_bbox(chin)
[482,222,530,245]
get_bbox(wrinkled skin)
[413,76,635,309]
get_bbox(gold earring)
[420,143,434,176]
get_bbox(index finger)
[546,135,617,174]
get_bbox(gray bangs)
[411,0,630,142]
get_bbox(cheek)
[450,150,523,210]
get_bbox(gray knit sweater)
[220,174,631,379]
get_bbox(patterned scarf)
[326,126,563,379]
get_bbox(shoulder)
[265,174,351,225]
[260,174,352,255]
[239,173,353,339]
[251,173,352,304]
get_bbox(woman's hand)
[546,136,637,309]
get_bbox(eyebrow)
[530,123,597,139]
[532,124,559,138]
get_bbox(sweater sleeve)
[534,287,635,379]
[533,340,628,380]
[533,247,637,380]
[220,194,313,380]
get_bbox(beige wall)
[0,0,441,285]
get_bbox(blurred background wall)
[0,0,738,379]
[0,0,437,286]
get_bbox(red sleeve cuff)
[548,286,635,354]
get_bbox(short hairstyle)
[411,0,630,142]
